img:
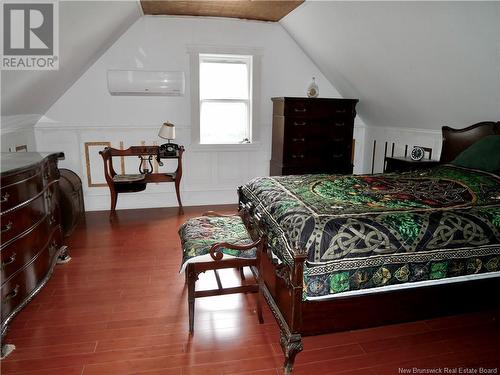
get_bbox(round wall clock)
[410,146,425,161]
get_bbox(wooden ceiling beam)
[140,1,304,22]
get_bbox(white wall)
[36,16,358,211]
[1,1,141,123]
[0,115,37,152]
[281,1,500,130]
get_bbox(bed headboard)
[440,121,500,163]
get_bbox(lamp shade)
[158,122,175,140]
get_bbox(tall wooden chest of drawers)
[270,97,358,175]
[0,152,67,347]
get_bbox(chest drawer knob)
[293,121,306,126]
[1,221,13,233]
[292,154,305,159]
[3,285,20,303]
[336,109,346,114]
[292,138,305,142]
[332,153,345,158]
[1,253,16,270]
[1,192,9,203]
[334,122,345,127]
[294,108,307,113]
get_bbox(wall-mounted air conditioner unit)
[107,70,185,96]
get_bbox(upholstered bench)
[178,212,263,334]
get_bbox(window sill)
[189,142,261,152]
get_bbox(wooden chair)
[99,145,184,213]
[99,147,147,212]
[179,212,264,334]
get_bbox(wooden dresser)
[270,97,358,175]
[1,152,68,348]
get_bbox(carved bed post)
[281,250,307,374]
[238,186,307,374]
[255,236,265,324]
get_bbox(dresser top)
[271,97,359,103]
[0,152,64,175]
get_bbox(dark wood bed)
[239,121,500,374]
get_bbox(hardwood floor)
[2,206,499,375]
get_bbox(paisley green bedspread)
[239,165,500,300]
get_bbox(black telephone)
[159,143,180,157]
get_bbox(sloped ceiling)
[1,1,141,123]
[281,1,500,129]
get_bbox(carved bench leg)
[256,288,264,324]
[186,263,198,335]
[252,265,264,324]
[280,331,303,375]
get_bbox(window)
[199,54,252,144]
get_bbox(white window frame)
[199,53,252,145]
[188,45,262,151]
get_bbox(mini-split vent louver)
[107,70,185,96]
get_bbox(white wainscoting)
[35,122,270,211]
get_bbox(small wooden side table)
[384,157,439,173]
[100,145,184,213]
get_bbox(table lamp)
[158,121,179,156]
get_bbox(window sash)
[198,54,252,144]
[200,54,251,65]
[199,100,250,144]
[200,98,250,104]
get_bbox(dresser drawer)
[1,243,54,322]
[286,128,352,147]
[324,118,355,135]
[323,139,352,156]
[283,144,323,166]
[1,215,59,284]
[0,169,44,212]
[284,117,325,138]
[1,193,47,246]
[277,98,356,119]
[281,165,353,175]
[284,117,353,138]
[285,124,351,151]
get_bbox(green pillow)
[451,135,500,172]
